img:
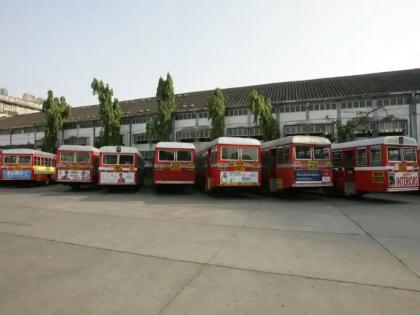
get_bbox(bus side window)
[277,147,284,164]
[210,148,217,165]
[357,148,367,166]
[332,150,343,167]
[370,146,381,166]
[284,146,290,163]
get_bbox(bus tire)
[70,184,80,191]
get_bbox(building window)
[225,108,248,116]
[226,126,262,137]
[132,116,148,124]
[133,133,156,144]
[175,112,196,120]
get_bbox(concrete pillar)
[276,105,281,137]
[129,119,132,146]
[93,125,96,147]
[409,92,417,140]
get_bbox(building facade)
[0,69,419,162]
[0,89,43,117]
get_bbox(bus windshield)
[76,153,90,163]
[241,147,258,161]
[4,155,17,164]
[387,147,401,162]
[159,150,174,161]
[177,150,192,162]
[295,145,311,160]
[119,155,134,165]
[403,147,416,162]
[221,147,239,160]
[61,152,74,162]
[103,154,118,165]
[313,147,330,160]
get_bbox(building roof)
[99,146,140,154]
[155,142,195,149]
[262,136,331,149]
[2,148,55,158]
[57,145,100,153]
[1,68,420,130]
[332,136,418,149]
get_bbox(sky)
[1,0,420,107]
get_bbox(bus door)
[343,149,356,194]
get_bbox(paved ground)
[0,184,419,314]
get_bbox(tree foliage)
[248,89,279,141]
[207,88,225,139]
[333,106,386,142]
[146,73,175,141]
[42,90,70,153]
[91,78,121,146]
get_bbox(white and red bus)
[153,142,196,187]
[0,148,56,185]
[98,146,144,186]
[56,145,100,189]
[332,136,419,196]
[0,149,2,181]
[262,136,333,192]
[196,137,261,192]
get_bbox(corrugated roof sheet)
[1,68,420,130]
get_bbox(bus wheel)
[70,184,80,191]
[354,192,365,199]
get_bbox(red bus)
[196,137,261,192]
[0,149,2,181]
[56,145,100,189]
[332,136,419,196]
[0,149,56,185]
[262,136,333,192]
[153,142,196,187]
[98,146,144,186]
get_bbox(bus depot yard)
[0,185,419,314]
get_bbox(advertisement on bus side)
[2,170,32,180]
[100,171,135,184]
[388,172,419,188]
[58,170,91,182]
[220,171,258,185]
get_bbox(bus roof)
[332,136,418,150]
[2,148,55,158]
[203,137,260,151]
[262,136,331,149]
[155,142,195,149]
[57,145,99,153]
[99,146,140,154]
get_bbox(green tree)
[207,88,225,139]
[248,89,279,141]
[146,73,175,141]
[42,90,71,153]
[333,106,386,142]
[91,78,121,146]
